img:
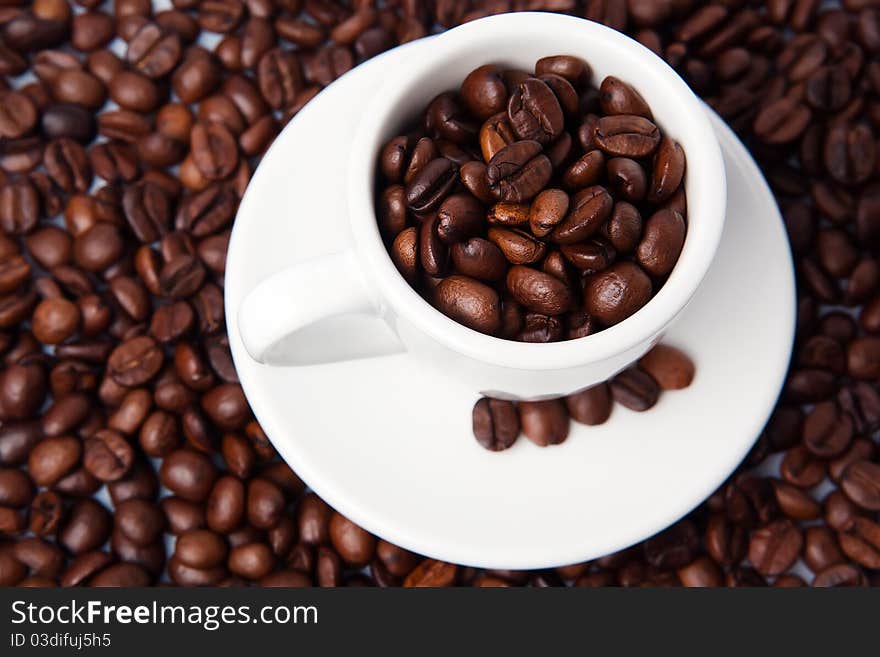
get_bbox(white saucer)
[225,39,795,569]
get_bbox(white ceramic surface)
[236,13,727,399]
[225,35,795,569]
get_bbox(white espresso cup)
[237,12,726,400]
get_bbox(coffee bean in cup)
[376,57,687,341]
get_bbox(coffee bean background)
[1,0,880,587]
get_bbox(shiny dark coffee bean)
[472,397,519,451]
[593,114,661,158]
[584,261,652,325]
[611,367,660,411]
[506,266,573,315]
[599,76,652,118]
[434,276,501,336]
[405,157,458,214]
[518,400,569,447]
[486,140,552,203]
[841,460,880,511]
[450,238,507,283]
[551,186,613,244]
[565,384,612,425]
[507,78,564,144]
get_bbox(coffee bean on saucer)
[565,383,612,425]
[610,367,660,412]
[518,400,569,447]
[638,345,695,390]
[472,397,519,451]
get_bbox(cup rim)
[348,12,726,372]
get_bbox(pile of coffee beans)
[473,343,695,450]
[376,56,687,340]
[1,0,879,587]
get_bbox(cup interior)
[349,12,726,371]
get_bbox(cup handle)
[238,250,405,365]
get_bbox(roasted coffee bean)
[436,193,483,244]
[754,97,812,144]
[488,227,546,265]
[772,479,821,521]
[0,468,34,509]
[839,517,880,569]
[422,95,473,145]
[529,189,569,237]
[486,140,552,203]
[329,512,376,566]
[804,526,845,573]
[108,336,163,387]
[748,519,803,576]
[847,336,880,380]
[507,78,564,144]
[825,122,875,186]
[159,449,217,503]
[518,400,569,447]
[813,563,868,587]
[648,138,686,203]
[405,157,458,214]
[139,410,180,458]
[565,383,612,425]
[206,476,244,534]
[607,158,647,203]
[419,214,447,277]
[600,76,652,119]
[127,23,182,79]
[781,445,827,489]
[841,460,880,511]
[41,104,96,144]
[561,240,615,274]
[459,160,495,204]
[478,114,516,165]
[450,238,506,283]
[25,227,72,270]
[434,276,501,335]
[516,312,564,343]
[59,499,111,555]
[461,65,508,120]
[802,401,853,459]
[297,494,332,546]
[403,559,458,588]
[83,429,134,482]
[829,438,876,485]
[0,181,40,235]
[0,422,44,466]
[472,397,519,451]
[390,227,418,284]
[73,223,124,273]
[638,344,695,390]
[176,529,227,569]
[611,367,660,412]
[31,298,80,345]
[538,73,580,118]
[594,115,661,158]
[246,477,284,530]
[550,186,613,244]
[584,261,652,325]
[506,266,573,315]
[637,209,686,277]
[161,496,206,536]
[115,498,164,547]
